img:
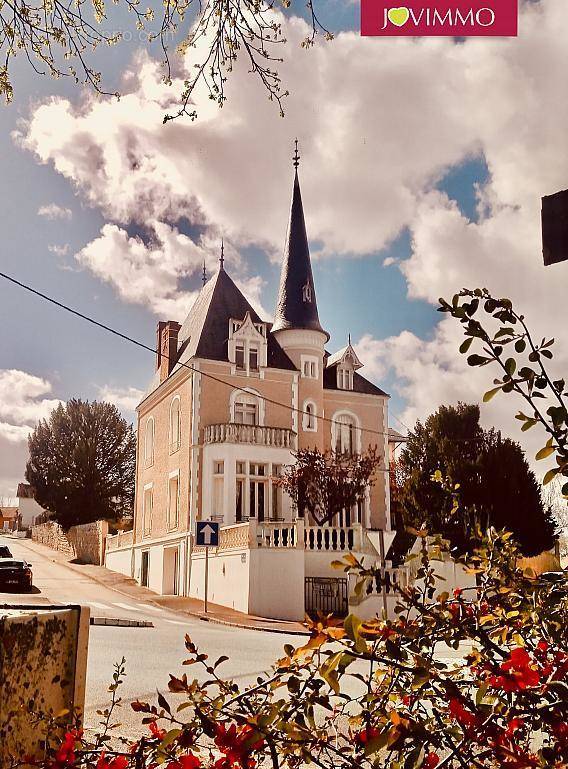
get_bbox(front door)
[141,550,150,587]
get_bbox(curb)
[16,539,309,637]
[91,617,153,628]
[196,613,310,636]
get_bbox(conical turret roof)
[272,170,328,339]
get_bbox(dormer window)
[302,282,312,303]
[337,368,354,390]
[228,312,268,375]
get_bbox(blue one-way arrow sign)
[196,520,219,547]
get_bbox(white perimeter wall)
[190,549,250,614]
[105,547,133,578]
[249,548,305,621]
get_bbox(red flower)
[490,648,540,693]
[50,729,82,767]
[214,723,264,769]
[354,726,381,746]
[448,698,478,730]
[453,588,463,598]
[149,720,167,740]
[97,754,129,769]
[505,717,524,738]
[423,753,440,769]
[168,756,202,769]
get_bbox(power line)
[0,270,397,441]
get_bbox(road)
[0,536,299,741]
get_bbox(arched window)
[169,396,181,452]
[144,417,155,466]
[333,412,359,455]
[303,401,317,431]
[233,392,259,425]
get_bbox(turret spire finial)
[293,138,300,170]
[202,260,207,287]
[220,239,225,271]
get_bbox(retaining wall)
[32,520,109,564]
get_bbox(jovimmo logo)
[361,0,517,36]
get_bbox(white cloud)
[38,203,72,220]
[97,385,144,414]
[15,0,568,468]
[48,243,70,256]
[0,370,62,496]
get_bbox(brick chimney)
[156,321,181,382]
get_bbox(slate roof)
[272,171,328,338]
[172,268,296,374]
[323,364,389,397]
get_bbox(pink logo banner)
[361,0,518,36]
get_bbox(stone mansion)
[105,157,398,620]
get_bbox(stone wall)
[32,520,109,564]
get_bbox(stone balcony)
[203,423,297,449]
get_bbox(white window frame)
[169,396,181,454]
[331,410,361,455]
[142,482,153,536]
[337,368,354,390]
[301,355,319,379]
[144,417,155,467]
[167,470,180,530]
[228,312,267,375]
[230,388,264,426]
[302,400,317,432]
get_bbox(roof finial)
[293,138,300,170]
[348,333,351,346]
[202,260,207,287]
[219,239,225,271]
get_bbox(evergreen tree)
[398,403,557,556]
[26,399,136,530]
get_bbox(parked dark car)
[0,559,33,591]
[0,545,13,558]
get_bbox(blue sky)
[2,0,566,494]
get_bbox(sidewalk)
[11,536,309,636]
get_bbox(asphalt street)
[0,536,298,741]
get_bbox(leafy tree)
[25,399,136,530]
[397,403,556,556]
[9,531,568,768]
[1,0,332,118]
[439,288,568,499]
[278,447,382,526]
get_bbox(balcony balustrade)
[203,423,297,449]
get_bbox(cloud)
[97,384,144,414]
[48,243,70,256]
[38,203,72,220]
[15,0,568,470]
[0,370,62,496]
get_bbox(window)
[271,464,282,520]
[143,485,153,535]
[337,368,354,390]
[144,418,155,467]
[302,282,312,303]
[213,461,224,521]
[169,397,181,452]
[334,414,358,455]
[168,473,180,529]
[303,401,317,431]
[249,345,259,372]
[214,460,225,475]
[301,356,318,379]
[235,342,245,370]
[233,393,259,425]
[236,461,246,522]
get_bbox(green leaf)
[343,614,362,644]
[505,358,516,375]
[459,337,474,354]
[535,445,555,461]
[483,386,502,402]
[543,468,560,485]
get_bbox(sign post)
[195,521,220,614]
